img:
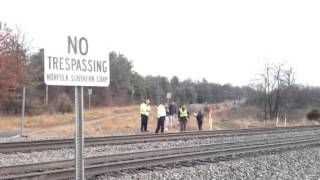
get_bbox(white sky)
[1,0,320,86]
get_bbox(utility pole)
[157,77,160,104]
[41,48,48,105]
[45,85,48,105]
[184,85,186,104]
[284,113,287,127]
[88,88,92,111]
[88,93,91,111]
[20,86,26,136]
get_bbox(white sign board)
[88,88,92,95]
[166,92,172,99]
[44,36,109,87]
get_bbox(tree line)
[0,23,248,115]
[246,62,320,120]
[1,22,320,121]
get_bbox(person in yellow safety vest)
[178,105,189,132]
[155,103,166,133]
[140,99,151,132]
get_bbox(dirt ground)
[0,104,318,138]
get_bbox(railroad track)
[1,133,320,180]
[0,125,319,153]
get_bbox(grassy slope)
[0,105,318,138]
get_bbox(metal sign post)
[75,86,84,180]
[44,35,109,179]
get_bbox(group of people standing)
[140,99,214,133]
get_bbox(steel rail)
[0,134,317,175]
[0,125,319,153]
[1,134,319,179]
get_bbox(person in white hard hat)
[155,102,166,133]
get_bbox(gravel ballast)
[97,146,320,180]
[0,130,320,167]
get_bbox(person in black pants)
[140,99,150,132]
[168,102,176,128]
[141,114,148,131]
[178,105,189,132]
[155,103,166,133]
[196,110,204,130]
[155,116,165,133]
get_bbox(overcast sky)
[1,0,320,86]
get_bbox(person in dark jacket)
[196,110,204,130]
[168,102,176,128]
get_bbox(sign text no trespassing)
[44,36,109,87]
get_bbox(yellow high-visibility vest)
[179,108,188,118]
[140,103,150,116]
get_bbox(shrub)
[203,105,209,113]
[306,109,320,120]
[26,98,47,115]
[55,93,74,114]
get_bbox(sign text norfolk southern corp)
[44,36,110,87]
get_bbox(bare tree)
[253,62,295,120]
[282,67,295,122]
[257,62,275,120]
[0,22,29,113]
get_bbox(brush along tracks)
[1,133,320,180]
[0,125,319,154]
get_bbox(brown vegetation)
[0,23,27,114]
[1,104,317,139]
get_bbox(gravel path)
[0,135,63,143]
[0,130,320,167]
[97,146,320,180]
[0,133,139,143]
[0,135,32,143]
[0,131,141,143]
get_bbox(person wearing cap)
[140,99,151,132]
[155,103,166,133]
[195,109,204,130]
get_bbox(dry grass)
[1,104,319,138]
[221,117,320,129]
[0,116,20,131]
[0,108,112,130]
[86,106,203,135]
